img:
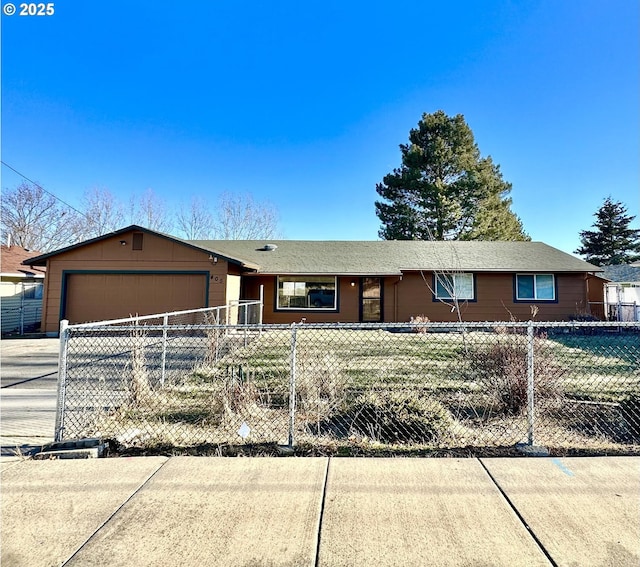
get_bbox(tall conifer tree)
[375,111,528,241]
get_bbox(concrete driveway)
[0,338,59,454]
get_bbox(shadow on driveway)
[1,338,59,454]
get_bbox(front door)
[360,277,383,322]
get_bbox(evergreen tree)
[575,197,640,265]
[375,111,529,241]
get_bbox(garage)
[63,272,208,324]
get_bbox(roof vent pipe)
[262,244,278,251]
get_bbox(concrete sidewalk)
[1,456,638,566]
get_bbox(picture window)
[277,276,337,310]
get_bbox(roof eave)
[21,225,258,269]
[1,272,45,278]
[249,271,403,277]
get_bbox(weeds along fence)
[55,319,640,455]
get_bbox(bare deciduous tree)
[175,197,216,240]
[128,189,174,233]
[78,187,127,239]
[1,181,282,253]
[0,182,82,252]
[213,192,281,240]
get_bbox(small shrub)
[469,335,563,415]
[410,315,430,334]
[569,313,599,322]
[347,390,452,444]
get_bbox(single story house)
[24,225,605,334]
[1,244,46,334]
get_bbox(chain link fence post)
[526,321,535,446]
[19,283,25,335]
[54,319,69,442]
[243,303,248,348]
[160,313,169,387]
[288,323,298,447]
[259,285,264,327]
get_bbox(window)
[22,282,43,300]
[434,273,475,301]
[516,274,555,301]
[277,276,337,310]
[132,232,144,250]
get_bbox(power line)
[1,160,87,218]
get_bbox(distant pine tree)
[575,197,640,266]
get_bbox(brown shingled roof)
[0,245,46,277]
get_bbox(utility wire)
[1,160,87,218]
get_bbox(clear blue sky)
[2,0,638,255]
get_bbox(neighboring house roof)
[1,245,46,278]
[189,239,603,276]
[601,264,640,283]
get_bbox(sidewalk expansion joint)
[58,458,170,566]
[478,458,557,567]
[314,457,331,567]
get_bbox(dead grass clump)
[346,390,453,444]
[469,335,563,415]
[202,311,224,365]
[295,350,348,414]
[127,325,152,405]
[220,371,260,416]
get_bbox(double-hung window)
[515,274,556,301]
[434,273,475,301]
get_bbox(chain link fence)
[55,319,640,455]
